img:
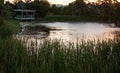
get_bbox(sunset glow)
[5,0,120,4]
[5,0,75,5]
[5,0,14,3]
[48,0,75,5]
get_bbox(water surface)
[18,22,120,44]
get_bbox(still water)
[18,22,120,44]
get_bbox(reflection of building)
[13,9,36,21]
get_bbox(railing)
[15,15,35,20]
[15,15,34,18]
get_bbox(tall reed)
[0,37,120,73]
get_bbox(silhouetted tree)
[0,2,13,38]
[75,0,89,16]
[61,3,75,15]
[0,0,4,3]
[26,0,50,17]
[16,1,26,9]
[49,4,63,15]
[114,3,120,26]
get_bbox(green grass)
[0,37,120,73]
[0,19,19,38]
[4,19,20,34]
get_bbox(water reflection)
[17,22,120,47]
[37,22,120,41]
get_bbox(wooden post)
[33,12,35,18]
[25,11,28,18]
[21,11,23,18]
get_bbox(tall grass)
[0,37,120,73]
[0,19,19,38]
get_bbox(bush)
[0,3,15,38]
[0,20,12,38]
[0,19,19,38]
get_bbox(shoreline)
[34,15,120,26]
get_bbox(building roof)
[13,9,36,12]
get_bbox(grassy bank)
[0,38,120,73]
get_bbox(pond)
[17,22,120,46]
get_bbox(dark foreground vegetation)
[0,37,120,73]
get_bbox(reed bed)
[0,37,120,73]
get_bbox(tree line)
[3,0,120,23]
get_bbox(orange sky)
[5,0,120,5]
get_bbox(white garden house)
[13,9,36,21]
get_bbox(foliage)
[3,0,120,26]
[25,1,50,18]
[0,38,120,73]
[49,4,63,15]
[0,2,19,38]
[0,0,4,3]
[0,21,12,38]
[0,3,10,38]
[4,0,120,25]
[5,19,20,34]
[0,19,19,38]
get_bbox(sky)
[48,0,120,4]
[5,0,120,5]
[5,0,75,5]
[48,0,75,5]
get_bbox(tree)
[49,4,63,15]
[0,0,4,3]
[0,2,6,18]
[114,3,120,26]
[62,3,75,15]
[26,0,50,17]
[15,1,26,9]
[74,0,89,16]
[0,2,13,38]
